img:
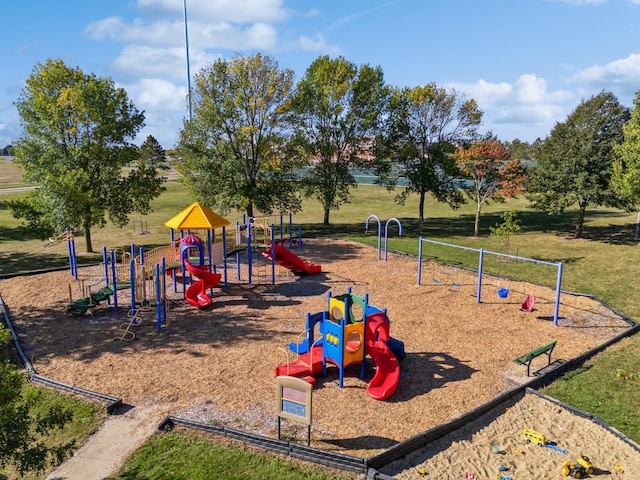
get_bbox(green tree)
[140,135,168,170]
[376,83,482,221]
[290,56,388,225]
[527,91,630,238]
[612,90,640,241]
[0,326,74,478]
[11,58,165,252]
[455,136,527,236]
[489,209,522,255]
[177,53,301,218]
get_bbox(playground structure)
[275,289,405,401]
[66,244,170,334]
[63,202,319,323]
[417,237,564,325]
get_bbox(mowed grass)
[2,171,640,475]
[0,385,103,480]
[113,431,353,480]
[0,160,27,189]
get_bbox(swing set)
[417,237,563,325]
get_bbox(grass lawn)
[113,430,353,480]
[2,174,640,477]
[0,384,103,480]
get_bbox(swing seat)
[521,294,535,312]
[497,288,510,299]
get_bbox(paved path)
[45,404,162,480]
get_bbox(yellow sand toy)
[561,456,594,477]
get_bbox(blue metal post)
[130,259,137,321]
[477,248,484,304]
[270,224,276,285]
[554,262,563,326]
[110,250,118,311]
[384,218,402,261]
[417,237,423,285]
[365,214,381,260]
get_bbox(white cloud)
[119,78,189,148]
[572,53,640,86]
[111,45,218,82]
[195,22,279,50]
[297,33,340,54]
[449,74,574,140]
[137,0,289,23]
[120,78,186,112]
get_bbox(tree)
[489,209,521,255]
[0,326,74,478]
[527,91,630,238]
[11,58,165,252]
[455,136,527,236]
[376,83,482,221]
[177,53,301,218]
[140,135,168,170]
[290,56,388,225]
[612,90,640,240]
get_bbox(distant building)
[1,145,14,157]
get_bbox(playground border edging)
[157,416,368,473]
[367,312,639,473]
[0,293,122,415]
[2,256,639,478]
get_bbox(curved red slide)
[183,260,221,308]
[365,312,400,400]
[261,244,321,274]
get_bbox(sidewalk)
[46,404,162,480]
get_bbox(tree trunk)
[419,191,425,222]
[474,205,481,237]
[246,204,254,218]
[323,208,330,226]
[84,227,93,253]
[575,205,586,239]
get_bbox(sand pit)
[1,239,637,470]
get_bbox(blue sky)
[2,0,640,150]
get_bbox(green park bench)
[513,340,557,376]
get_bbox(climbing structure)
[275,289,405,400]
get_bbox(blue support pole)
[365,214,381,260]
[247,219,253,284]
[417,237,423,285]
[271,224,276,285]
[477,248,484,304]
[554,262,563,326]
[384,218,402,261]
[161,257,167,325]
[170,229,177,293]
[110,250,118,311]
[103,246,111,305]
[130,259,137,321]
[155,263,162,331]
[289,213,293,249]
[222,226,228,288]
[298,226,302,251]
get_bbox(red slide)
[183,260,221,308]
[261,244,321,274]
[365,312,400,400]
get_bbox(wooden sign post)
[276,376,313,445]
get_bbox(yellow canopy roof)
[164,202,230,230]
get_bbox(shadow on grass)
[304,209,637,246]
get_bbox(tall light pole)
[183,0,193,121]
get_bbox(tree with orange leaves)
[455,136,528,237]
